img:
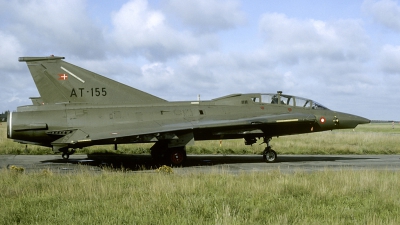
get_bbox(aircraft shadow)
[40,154,375,171]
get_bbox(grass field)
[1,168,400,224]
[1,123,400,224]
[1,122,399,155]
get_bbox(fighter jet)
[7,56,370,166]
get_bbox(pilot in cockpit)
[271,95,286,104]
[271,95,278,104]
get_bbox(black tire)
[165,147,187,167]
[150,141,168,162]
[62,153,69,159]
[151,148,164,159]
[263,148,277,163]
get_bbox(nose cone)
[335,112,370,129]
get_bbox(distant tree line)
[371,120,400,123]
[0,111,8,122]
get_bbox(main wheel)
[166,147,187,167]
[61,149,76,160]
[62,153,70,159]
[151,148,164,159]
[150,141,168,162]
[263,148,277,163]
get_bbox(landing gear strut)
[262,137,277,163]
[61,149,76,160]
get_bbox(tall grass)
[1,123,399,155]
[2,122,400,224]
[1,168,400,224]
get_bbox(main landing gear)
[262,137,277,163]
[167,147,187,166]
[61,149,76,160]
[151,143,187,167]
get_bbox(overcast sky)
[0,0,399,120]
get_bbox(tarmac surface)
[1,154,400,174]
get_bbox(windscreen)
[312,101,328,110]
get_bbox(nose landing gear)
[262,137,277,163]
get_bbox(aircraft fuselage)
[8,93,369,150]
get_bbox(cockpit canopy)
[213,92,329,109]
[255,93,328,110]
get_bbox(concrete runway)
[1,154,400,174]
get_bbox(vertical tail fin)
[19,56,167,105]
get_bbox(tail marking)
[61,67,85,83]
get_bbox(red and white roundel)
[320,117,326,124]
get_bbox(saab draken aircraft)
[7,56,370,166]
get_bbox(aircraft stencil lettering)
[70,88,107,97]
[7,56,370,165]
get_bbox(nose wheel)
[262,137,277,163]
[263,147,277,163]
